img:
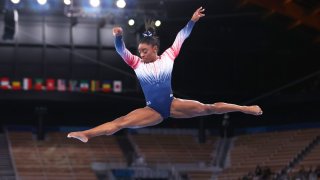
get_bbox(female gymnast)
[68,7,262,143]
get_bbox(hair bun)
[144,19,156,37]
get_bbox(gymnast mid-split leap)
[67,7,263,143]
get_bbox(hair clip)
[142,31,153,37]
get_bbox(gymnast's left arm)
[164,7,205,59]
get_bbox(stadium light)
[128,19,135,26]
[90,0,100,7]
[64,0,71,5]
[155,20,161,27]
[116,0,126,8]
[37,0,47,5]
[10,0,20,4]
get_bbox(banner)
[34,79,44,91]
[46,78,55,91]
[102,81,112,93]
[12,80,21,90]
[1,77,10,90]
[23,78,32,90]
[113,80,122,93]
[57,79,66,92]
[80,80,89,92]
[0,77,123,93]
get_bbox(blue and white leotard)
[114,20,195,118]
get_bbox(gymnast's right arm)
[113,27,140,69]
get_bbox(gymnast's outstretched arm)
[113,27,140,69]
[164,7,205,59]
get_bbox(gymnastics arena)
[0,0,319,179]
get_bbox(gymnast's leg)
[170,98,262,118]
[67,107,163,143]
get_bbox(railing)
[0,131,15,180]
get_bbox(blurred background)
[0,0,319,179]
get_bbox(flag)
[80,80,89,92]
[46,78,55,91]
[113,80,122,93]
[23,78,32,90]
[12,80,21,90]
[57,79,66,92]
[34,78,44,91]
[102,81,112,93]
[69,80,78,92]
[1,77,11,90]
[90,80,100,92]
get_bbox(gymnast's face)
[138,43,158,63]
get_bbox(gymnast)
[67,7,262,143]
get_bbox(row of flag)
[0,77,122,93]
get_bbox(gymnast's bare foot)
[243,105,263,116]
[67,131,89,143]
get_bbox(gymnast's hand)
[191,7,205,22]
[113,27,123,36]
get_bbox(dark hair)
[139,20,160,49]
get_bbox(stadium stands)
[7,131,126,180]
[131,134,217,166]
[4,128,319,180]
[217,128,320,180]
